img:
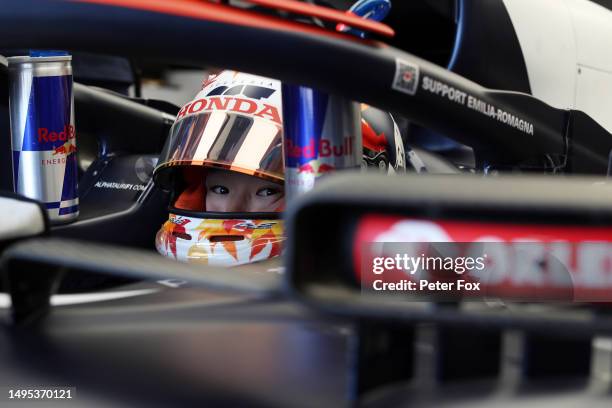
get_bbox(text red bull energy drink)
[8,52,79,224]
[282,84,362,199]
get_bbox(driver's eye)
[210,185,229,195]
[256,187,280,197]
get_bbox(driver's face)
[205,169,284,213]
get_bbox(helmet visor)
[155,111,284,188]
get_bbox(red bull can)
[8,52,79,224]
[282,84,362,199]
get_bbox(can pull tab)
[337,0,392,38]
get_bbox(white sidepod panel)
[503,0,612,132]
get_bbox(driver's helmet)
[153,70,422,266]
[153,71,284,266]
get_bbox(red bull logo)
[318,164,336,174]
[297,161,337,175]
[52,141,77,156]
[286,136,355,159]
[298,163,315,174]
[38,125,75,143]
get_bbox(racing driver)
[153,70,423,266]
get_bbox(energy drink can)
[282,84,362,199]
[8,52,79,224]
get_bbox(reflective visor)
[154,111,284,189]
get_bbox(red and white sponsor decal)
[354,215,612,301]
[176,96,281,125]
[177,70,283,125]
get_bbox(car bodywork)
[1,1,612,406]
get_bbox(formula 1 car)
[2,0,612,407]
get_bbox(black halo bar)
[0,0,609,173]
